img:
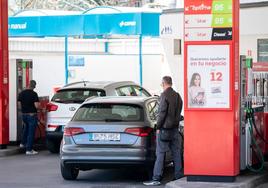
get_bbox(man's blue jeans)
[153,128,183,181]
[21,114,38,151]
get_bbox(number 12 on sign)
[211,72,223,81]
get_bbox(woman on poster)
[188,73,206,107]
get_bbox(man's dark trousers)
[152,128,183,180]
[22,114,38,151]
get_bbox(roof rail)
[84,96,98,102]
[101,81,136,89]
[63,81,91,87]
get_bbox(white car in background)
[46,81,151,153]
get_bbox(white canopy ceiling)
[240,0,268,3]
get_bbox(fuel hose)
[246,108,265,172]
[251,111,268,144]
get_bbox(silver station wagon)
[60,96,172,180]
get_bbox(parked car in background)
[60,96,172,180]
[46,81,151,153]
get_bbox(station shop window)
[135,1,142,7]
[174,39,181,55]
[258,39,268,62]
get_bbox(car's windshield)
[72,103,144,122]
[51,89,105,104]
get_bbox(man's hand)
[34,102,40,109]
[17,102,21,109]
[156,130,160,134]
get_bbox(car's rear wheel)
[60,163,79,180]
[46,139,60,153]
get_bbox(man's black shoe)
[143,180,161,186]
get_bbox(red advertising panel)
[0,0,9,148]
[184,0,239,180]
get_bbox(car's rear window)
[51,89,106,104]
[72,103,144,122]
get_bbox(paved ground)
[257,183,268,188]
[1,150,268,188]
[166,163,268,188]
[0,151,174,188]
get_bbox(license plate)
[89,133,120,141]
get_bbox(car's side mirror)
[180,115,184,121]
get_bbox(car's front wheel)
[46,139,60,153]
[60,163,79,180]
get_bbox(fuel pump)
[244,96,265,172]
[16,59,33,142]
[251,62,268,158]
[9,59,48,144]
[240,54,267,172]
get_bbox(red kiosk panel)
[184,0,240,180]
[0,0,9,148]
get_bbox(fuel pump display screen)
[187,44,230,109]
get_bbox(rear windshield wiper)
[57,100,84,104]
[72,100,84,103]
[104,118,123,122]
[52,100,65,103]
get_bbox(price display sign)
[185,0,233,41]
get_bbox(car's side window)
[116,86,133,96]
[132,86,150,97]
[116,85,151,97]
[147,100,159,122]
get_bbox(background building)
[8,0,182,15]
[241,0,268,3]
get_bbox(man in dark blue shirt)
[18,80,39,155]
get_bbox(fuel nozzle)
[245,95,252,109]
[245,95,253,121]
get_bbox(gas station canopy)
[8,7,161,87]
[8,8,160,37]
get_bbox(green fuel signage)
[212,14,232,28]
[212,0,232,14]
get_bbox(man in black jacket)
[144,76,183,186]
